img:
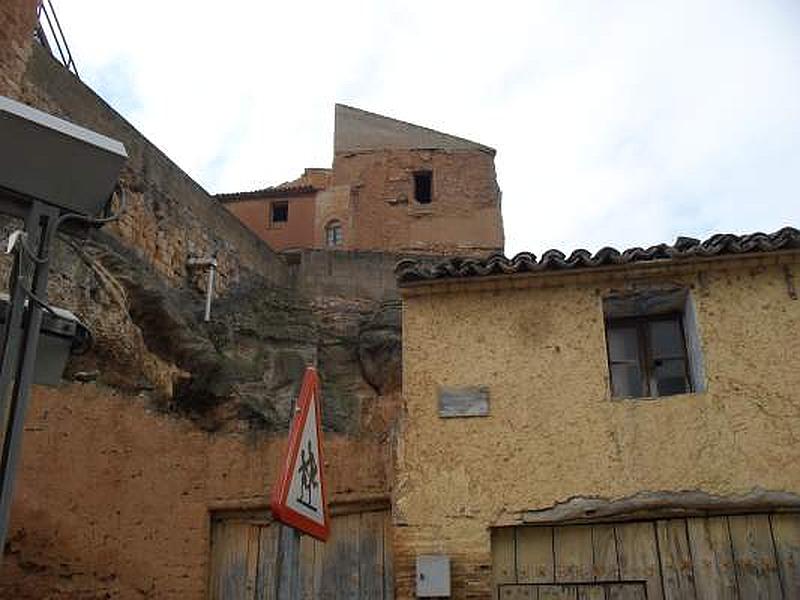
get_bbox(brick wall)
[333,148,504,255]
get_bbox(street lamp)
[0,95,127,554]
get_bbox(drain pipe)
[187,256,218,322]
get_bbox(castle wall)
[13,42,290,292]
[0,0,38,99]
[333,148,504,255]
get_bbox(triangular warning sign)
[270,367,330,541]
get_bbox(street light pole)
[0,94,128,559]
[0,200,59,550]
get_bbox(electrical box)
[416,554,450,597]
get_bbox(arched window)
[325,220,343,247]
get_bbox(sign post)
[270,367,330,597]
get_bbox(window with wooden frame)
[325,220,343,247]
[604,288,705,399]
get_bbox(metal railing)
[34,0,79,78]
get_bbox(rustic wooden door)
[209,508,393,599]
[492,512,800,600]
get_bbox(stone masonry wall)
[0,0,38,99]
[15,43,290,292]
[397,257,800,598]
[287,249,439,302]
[333,148,504,255]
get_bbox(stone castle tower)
[218,104,505,256]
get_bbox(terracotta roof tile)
[396,227,800,285]
[215,184,317,203]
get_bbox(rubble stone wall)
[0,0,38,99]
[16,43,290,292]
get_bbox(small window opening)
[325,220,343,247]
[271,201,288,224]
[603,288,705,399]
[414,171,433,204]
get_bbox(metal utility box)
[0,95,127,217]
[416,554,451,597]
[0,296,89,386]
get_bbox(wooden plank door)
[209,519,260,600]
[494,513,800,600]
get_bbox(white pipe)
[204,263,216,322]
[187,257,218,322]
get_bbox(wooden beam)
[507,490,800,526]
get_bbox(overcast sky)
[54,0,799,255]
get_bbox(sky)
[51,0,800,256]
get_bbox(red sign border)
[269,367,330,541]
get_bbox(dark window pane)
[611,363,644,398]
[649,319,684,358]
[651,358,689,396]
[414,171,432,204]
[271,201,288,223]
[607,326,639,362]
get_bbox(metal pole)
[276,383,302,599]
[276,523,301,599]
[0,202,58,552]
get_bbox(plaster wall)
[225,192,317,251]
[1,384,389,599]
[332,149,504,255]
[397,258,800,598]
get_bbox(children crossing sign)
[270,367,330,541]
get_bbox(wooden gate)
[492,512,800,599]
[209,506,393,599]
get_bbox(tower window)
[414,171,433,204]
[325,220,343,247]
[271,201,288,225]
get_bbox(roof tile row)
[396,227,800,284]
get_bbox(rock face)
[358,300,402,395]
[53,230,403,433]
[0,34,407,437]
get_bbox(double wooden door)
[209,508,393,599]
[493,512,800,599]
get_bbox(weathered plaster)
[396,258,800,598]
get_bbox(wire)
[54,185,127,231]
